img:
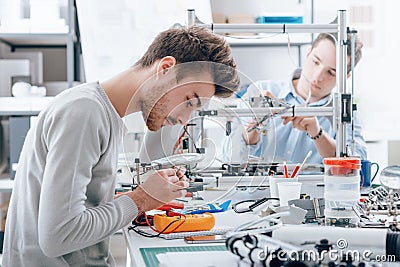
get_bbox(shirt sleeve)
[222,81,276,162]
[37,98,138,257]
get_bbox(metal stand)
[187,9,351,158]
[387,189,400,231]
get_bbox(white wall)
[76,0,213,83]
[210,0,313,84]
[315,0,400,136]
[314,0,400,165]
[231,46,304,85]
[210,0,312,23]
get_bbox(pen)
[290,164,300,178]
[291,150,312,178]
[283,162,289,178]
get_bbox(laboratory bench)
[123,208,257,267]
[121,174,400,267]
[122,176,327,267]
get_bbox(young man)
[224,33,366,164]
[2,27,239,266]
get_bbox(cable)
[285,32,299,70]
[226,211,289,238]
[225,32,281,40]
[232,197,279,213]
[182,124,200,153]
[173,124,201,155]
[172,130,187,155]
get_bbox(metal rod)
[187,9,196,28]
[208,107,334,118]
[203,23,337,34]
[350,30,356,155]
[67,0,74,87]
[336,10,347,157]
[311,0,315,40]
[135,158,140,185]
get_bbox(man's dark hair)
[135,26,240,97]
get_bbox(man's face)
[143,72,215,131]
[299,39,337,100]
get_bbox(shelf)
[0,97,54,116]
[0,33,70,47]
[0,0,76,87]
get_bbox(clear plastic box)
[323,157,361,227]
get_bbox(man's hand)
[281,116,320,137]
[124,168,189,213]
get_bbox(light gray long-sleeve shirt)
[2,82,139,267]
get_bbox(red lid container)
[324,157,361,176]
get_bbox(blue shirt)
[222,71,367,164]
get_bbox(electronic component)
[272,225,400,260]
[153,213,215,233]
[287,198,325,223]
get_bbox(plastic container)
[323,157,361,227]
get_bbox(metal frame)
[67,0,75,87]
[187,9,351,157]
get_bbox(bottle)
[323,157,361,227]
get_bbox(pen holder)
[269,176,298,198]
[277,182,302,206]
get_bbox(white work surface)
[123,209,257,267]
[122,175,326,267]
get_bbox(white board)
[76,0,212,82]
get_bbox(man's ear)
[156,56,177,77]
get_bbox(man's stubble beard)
[141,88,168,131]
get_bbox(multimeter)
[153,212,215,233]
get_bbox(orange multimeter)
[153,213,215,233]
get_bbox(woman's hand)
[281,116,320,137]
